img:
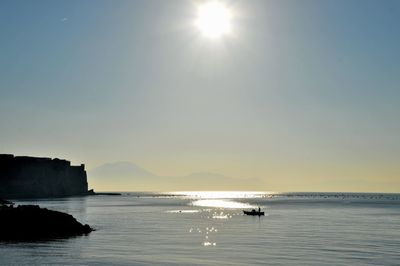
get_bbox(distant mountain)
[88,162,265,191]
[90,161,156,179]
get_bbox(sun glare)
[195,1,232,38]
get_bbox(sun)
[195,1,232,39]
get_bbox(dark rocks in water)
[0,204,93,241]
[94,192,122,196]
[87,189,121,196]
[0,198,13,206]
[0,154,93,198]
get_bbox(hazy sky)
[1,0,399,192]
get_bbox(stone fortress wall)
[0,154,89,198]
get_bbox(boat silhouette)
[243,207,264,216]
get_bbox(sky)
[1,0,399,192]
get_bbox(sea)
[1,191,399,266]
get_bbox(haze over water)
[1,191,399,265]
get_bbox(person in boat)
[244,207,264,216]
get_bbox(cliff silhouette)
[0,154,90,198]
[0,203,93,241]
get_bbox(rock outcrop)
[0,203,93,241]
[0,154,90,198]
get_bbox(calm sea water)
[1,192,400,265]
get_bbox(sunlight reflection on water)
[4,192,400,265]
[188,226,219,247]
[166,210,200,213]
[160,192,263,248]
[212,214,229,219]
[192,199,255,209]
[168,191,272,199]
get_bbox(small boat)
[243,208,264,216]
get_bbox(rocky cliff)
[0,203,93,241]
[0,154,90,198]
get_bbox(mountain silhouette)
[88,162,265,191]
[90,162,156,179]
